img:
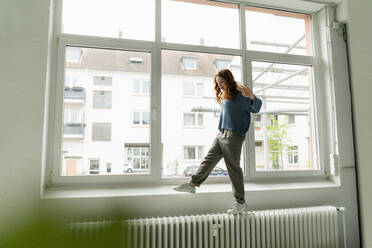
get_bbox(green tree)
[267,115,291,170]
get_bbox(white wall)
[344,0,372,246]
[0,0,362,247]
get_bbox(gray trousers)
[191,129,246,204]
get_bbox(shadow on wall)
[0,205,138,248]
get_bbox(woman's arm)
[237,84,262,113]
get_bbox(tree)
[267,115,291,170]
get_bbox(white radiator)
[70,205,345,248]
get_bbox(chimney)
[200,37,204,46]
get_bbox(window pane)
[142,112,150,125]
[142,80,150,94]
[184,113,196,126]
[92,123,111,141]
[133,112,140,125]
[61,47,151,176]
[197,113,203,126]
[162,50,244,178]
[245,6,312,55]
[62,0,155,41]
[93,91,112,109]
[183,82,194,96]
[162,0,240,48]
[252,61,317,171]
[184,147,196,160]
[133,80,141,93]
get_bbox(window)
[184,113,203,127]
[183,82,204,97]
[133,111,150,126]
[89,160,100,174]
[93,76,112,86]
[162,0,240,48]
[62,0,155,41]
[52,1,328,184]
[288,114,295,124]
[181,56,198,70]
[184,146,204,160]
[162,50,243,178]
[253,62,316,172]
[133,79,150,94]
[93,91,112,109]
[129,57,144,64]
[214,59,232,71]
[245,6,312,55]
[288,146,299,164]
[92,123,111,141]
[106,163,112,173]
[65,47,82,63]
[63,108,82,123]
[65,75,80,88]
[125,145,149,171]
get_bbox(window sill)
[42,178,339,200]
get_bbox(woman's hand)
[237,84,255,100]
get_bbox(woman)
[173,69,262,214]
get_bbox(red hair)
[213,69,238,104]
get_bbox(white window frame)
[183,145,204,161]
[92,90,112,109]
[183,112,204,128]
[133,79,150,95]
[47,0,340,186]
[132,110,150,126]
[183,81,204,97]
[181,56,198,70]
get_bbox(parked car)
[123,161,134,173]
[183,165,228,177]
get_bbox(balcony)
[63,123,85,139]
[64,87,85,104]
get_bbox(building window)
[183,82,203,97]
[181,56,197,70]
[288,146,299,164]
[63,108,82,123]
[89,159,100,174]
[92,123,111,141]
[125,145,149,170]
[106,163,112,173]
[133,111,150,126]
[93,76,112,86]
[184,113,203,127]
[214,59,232,71]
[129,56,144,64]
[133,79,150,94]
[65,46,82,63]
[93,91,112,109]
[65,75,80,88]
[288,114,295,124]
[184,146,204,160]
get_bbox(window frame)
[48,0,331,186]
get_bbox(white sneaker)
[227,201,248,214]
[173,183,196,194]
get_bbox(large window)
[52,0,326,185]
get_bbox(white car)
[123,161,134,173]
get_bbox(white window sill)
[42,178,339,200]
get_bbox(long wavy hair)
[214,69,238,104]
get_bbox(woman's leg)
[190,136,223,187]
[219,132,245,204]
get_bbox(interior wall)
[344,0,372,247]
[0,0,362,247]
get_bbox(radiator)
[70,205,345,248]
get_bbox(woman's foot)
[227,201,248,214]
[173,182,196,194]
